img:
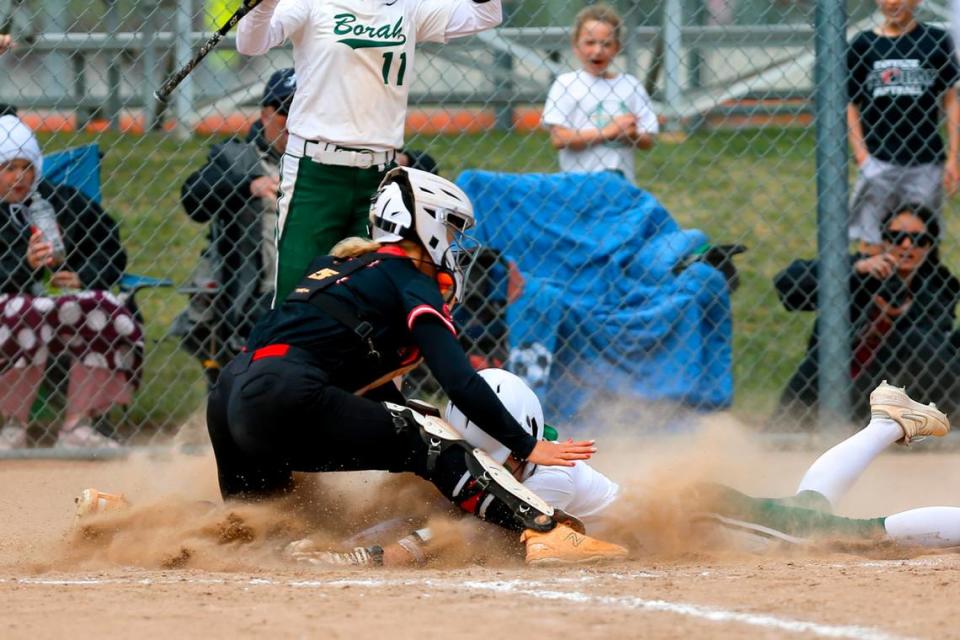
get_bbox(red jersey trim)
[407,304,457,336]
[400,346,422,366]
[377,245,408,258]
[252,343,290,361]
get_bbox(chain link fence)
[0,0,957,456]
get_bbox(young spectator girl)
[542,4,658,183]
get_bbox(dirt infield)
[2,426,960,639]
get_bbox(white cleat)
[56,424,121,449]
[691,512,810,552]
[73,488,129,528]
[0,424,27,450]
[870,380,949,444]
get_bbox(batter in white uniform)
[236,0,502,301]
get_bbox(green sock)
[695,483,885,539]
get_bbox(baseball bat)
[154,0,264,102]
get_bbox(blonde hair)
[329,237,382,258]
[572,3,623,45]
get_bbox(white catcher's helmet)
[443,368,546,481]
[369,166,476,303]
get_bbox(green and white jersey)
[238,0,501,150]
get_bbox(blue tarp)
[455,170,733,421]
[43,144,103,204]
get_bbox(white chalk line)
[2,573,910,640]
[451,581,910,640]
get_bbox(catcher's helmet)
[369,166,475,303]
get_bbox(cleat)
[870,381,949,444]
[284,538,319,556]
[0,423,27,450]
[284,539,384,567]
[56,424,121,449]
[74,488,128,525]
[691,512,809,550]
[521,523,628,566]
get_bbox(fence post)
[814,0,850,428]
[72,53,89,128]
[41,0,69,112]
[493,49,514,130]
[687,0,704,90]
[494,2,514,131]
[173,0,195,140]
[623,0,639,79]
[141,1,162,131]
[662,0,683,132]
[103,0,122,130]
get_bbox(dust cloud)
[23,405,951,572]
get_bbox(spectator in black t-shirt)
[847,1,960,253]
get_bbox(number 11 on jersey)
[381,51,407,86]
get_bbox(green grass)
[37,125,909,431]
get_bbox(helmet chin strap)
[400,251,459,305]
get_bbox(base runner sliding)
[288,372,960,567]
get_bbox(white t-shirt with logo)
[542,70,659,182]
[237,0,501,150]
[523,460,620,530]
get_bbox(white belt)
[289,135,395,169]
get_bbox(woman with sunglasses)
[205,166,625,564]
[772,203,960,428]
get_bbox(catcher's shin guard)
[385,401,464,473]
[464,447,555,532]
[385,402,556,532]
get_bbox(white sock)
[794,417,903,507]
[884,508,960,547]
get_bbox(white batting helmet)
[443,368,545,481]
[369,166,475,303]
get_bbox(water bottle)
[28,198,66,263]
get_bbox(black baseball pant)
[206,347,526,532]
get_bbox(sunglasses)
[881,229,935,247]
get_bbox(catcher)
[202,166,626,564]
